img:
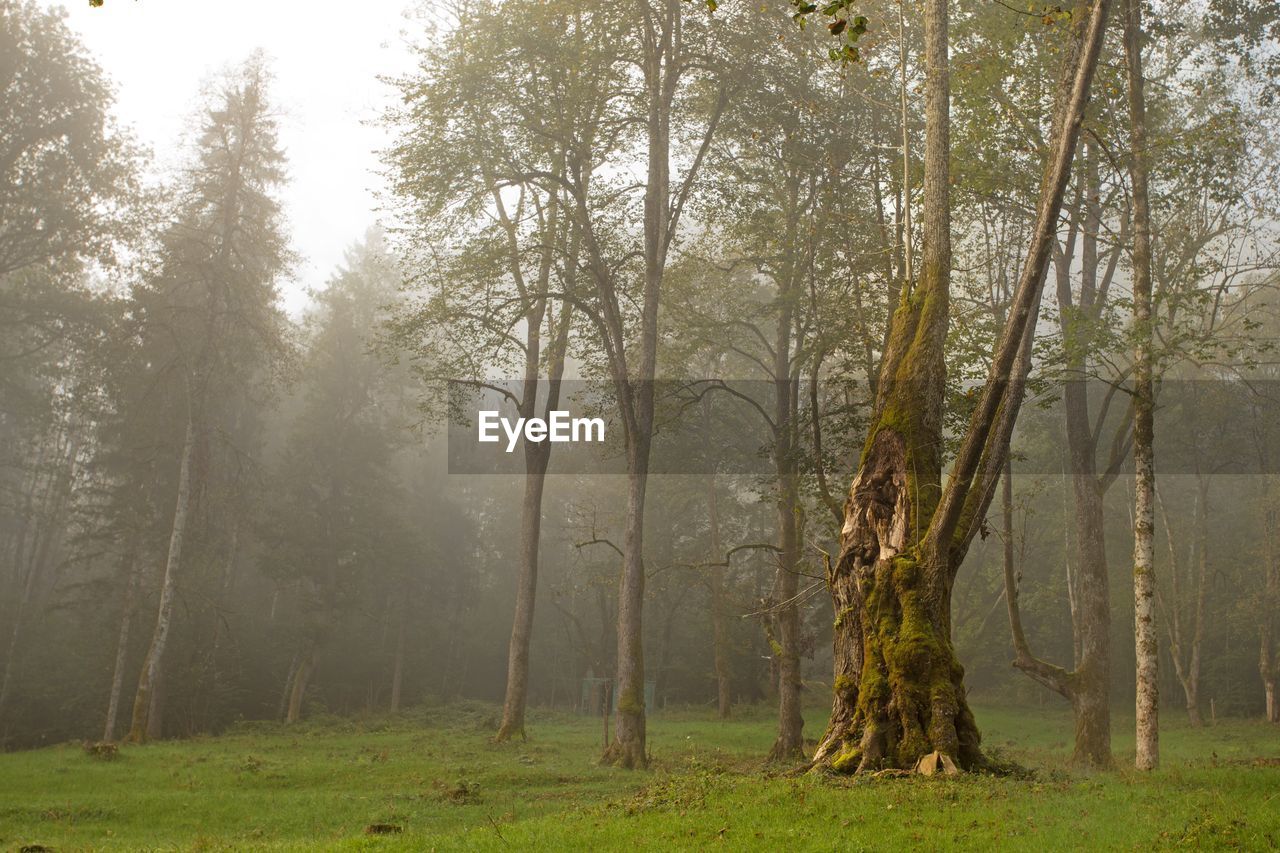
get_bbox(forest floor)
[2,701,1278,851]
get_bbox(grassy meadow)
[2,701,1278,851]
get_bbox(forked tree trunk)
[813,429,982,772]
[811,0,974,773]
[493,169,573,744]
[128,416,197,743]
[1124,0,1158,771]
[1015,402,1115,765]
[814,0,1110,773]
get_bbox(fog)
[2,0,1279,847]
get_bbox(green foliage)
[790,0,868,63]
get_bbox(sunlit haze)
[45,0,437,314]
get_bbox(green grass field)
[3,701,1278,851]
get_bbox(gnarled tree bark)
[812,0,1111,773]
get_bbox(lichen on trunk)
[811,0,1112,775]
[812,424,981,773]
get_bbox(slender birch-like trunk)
[286,644,317,724]
[103,543,141,742]
[1125,0,1158,770]
[704,450,731,719]
[769,184,805,762]
[1262,500,1279,722]
[128,415,197,742]
[390,606,406,713]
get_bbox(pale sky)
[48,0,448,314]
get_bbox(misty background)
[2,0,1279,759]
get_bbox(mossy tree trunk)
[813,0,1112,773]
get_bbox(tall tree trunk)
[390,603,406,713]
[811,0,969,772]
[769,462,803,760]
[1054,155,1114,769]
[128,416,197,743]
[600,0,673,770]
[0,428,79,725]
[706,465,732,719]
[1158,482,1207,727]
[286,643,317,724]
[103,543,141,742]
[496,448,551,741]
[586,0,722,768]
[604,449,650,768]
[1261,499,1279,722]
[492,159,573,744]
[1016,149,1114,769]
[1124,0,1158,771]
[769,183,804,761]
[146,674,164,740]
